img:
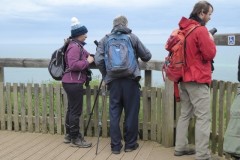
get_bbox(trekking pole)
[84,77,103,135]
[84,40,101,135]
[95,84,106,154]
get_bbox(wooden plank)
[85,86,92,136]
[20,83,26,132]
[6,83,12,131]
[0,82,6,130]
[142,87,149,140]
[0,131,21,146]
[211,80,218,153]
[93,85,99,137]
[41,84,47,133]
[27,83,33,132]
[232,83,238,97]
[218,81,225,156]
[214,33,240,46]
[13,83,19,131]
[0,67,4,82]
[225,82,233,125]
[150,87,157,141]
[134,141,154,160]
[55,84,62,134]
[38,138,76,159]
[0,132,40,157]
[62,88,68,134]
[101,85,108,138]
[34,83,40,133]
[25,135,63,160]
[162,78,174,147]
[1,133,46,159]
[156,88,162,143]
[0,58,164,71]
[0,58,50,68]
[48,84,55,134]
[10,134,60,160]
[144,70,152,87]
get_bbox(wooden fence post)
[0,67,4,83]
[162,78,174,147]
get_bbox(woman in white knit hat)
[62,17,94,148]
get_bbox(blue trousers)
[108,78,140,151]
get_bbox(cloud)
[0,0,177,20]
[1,0,240,21]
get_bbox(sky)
[0,0,240,45]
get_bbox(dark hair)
[189,1,213,25]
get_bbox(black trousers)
[108,78,140,151]
[62,83,83,139]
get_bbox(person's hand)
[209,32,214,41]
[87,55,94,64]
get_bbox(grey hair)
[113,15,128,27]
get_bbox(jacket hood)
[178,17,199,30]
[111,25,132,34]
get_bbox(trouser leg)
[63,83,83,139]
[122,79,140,148]
[189,83,211,159]
[109,80,123,151]
[175,82,193,151]
[176,82,211,159]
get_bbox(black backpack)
[48,39,70,81]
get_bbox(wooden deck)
[0,131,226,160]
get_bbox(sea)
[0,43,239,86]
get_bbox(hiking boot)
[174,148,196,156]
[111,144,123,154]
[70,137,92,148]
[63,134,71,144]
[124,143,139,152]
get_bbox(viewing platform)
[0,131,225,160]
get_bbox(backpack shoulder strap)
[185,24,201,38]
[183,25,201,66]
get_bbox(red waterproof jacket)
[179,17,216,85]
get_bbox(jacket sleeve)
[94,37,107,78]
[66,44,89,71]
[197,26,216,61]
[130,33,152,62]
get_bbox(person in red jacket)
[174,1,216,160]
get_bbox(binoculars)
[209,28,217,35]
